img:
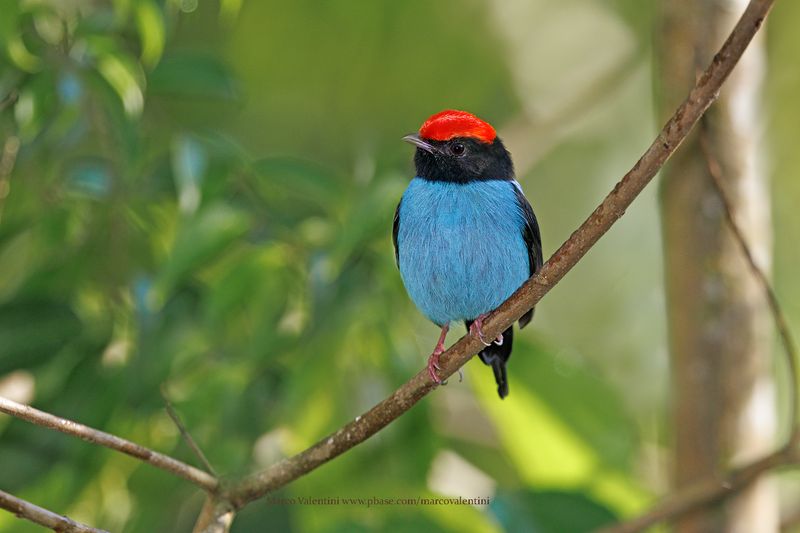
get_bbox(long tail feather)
[466,322,514,399]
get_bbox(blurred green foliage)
[0,1,798,532]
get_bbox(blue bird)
[393,110,542,399]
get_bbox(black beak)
[402,133,436,154]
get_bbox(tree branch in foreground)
[222,0,777,512]
[0,489,107,533]
[0,396,218,493]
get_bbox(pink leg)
[428,323,450,384]
[469,314,493,346]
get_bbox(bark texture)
[659,1,776,531]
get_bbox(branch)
[161,385,218,476]
[223,0,776,510]
[0,396,218,493]
[597,443,800,533]
[0,489,107,533]
[0,89,17,112]
[192,497,235,533]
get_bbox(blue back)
[397,177,530,326]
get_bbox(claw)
[427,324,450,385]
[493,333,504,346]
[427,355,443,384]
[469,314,492,346]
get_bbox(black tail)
[465,322,513,399]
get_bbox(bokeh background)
[0,0,798,531]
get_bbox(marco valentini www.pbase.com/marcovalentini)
[263,496,493,507]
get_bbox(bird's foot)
[469,314,505,346]
[427,349,444,384]
[469,314,492,346]
[427,324,450,385]
[429,357,462,385]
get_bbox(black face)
[413,137,514,183]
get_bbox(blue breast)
[397,177,530,326]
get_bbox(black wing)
[392,200,401,266]
[512,182,542,328]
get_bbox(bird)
[393,109,542,399]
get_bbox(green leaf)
[251,157,342,214]
[491,489,617,533]
[219,0,243,24]
[0,229,36,300]
[472,362,597,487]
[0,0,21,48]
[149,53,238,100]
[13,70,58,141]
[471,343,650,516]
[513,338,637,470]
[31,5,64,45]
[327,178,405,277]
[152,204,250,305]
[134,0,165,68]
[96,52,144,116]
[203,245,291,354]
[0,299,82,373]
[6,35,41,73]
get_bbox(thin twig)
[160,385,218,476]
[0,488,108,533]
[699,120,800,444]
[0,90,17,112]
[597,442,799,533]
[220,0,777,511]
[0,396,218,493]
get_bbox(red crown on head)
[418,110,496,144]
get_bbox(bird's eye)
[450,142,466,156]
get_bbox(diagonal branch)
[0,89,17,112]
[161,385,218,476]
[0,489,107,533]
[597,442,800,533]
[223,0,776,510]
[0,396,218,493]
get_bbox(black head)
[404,134,514,184]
